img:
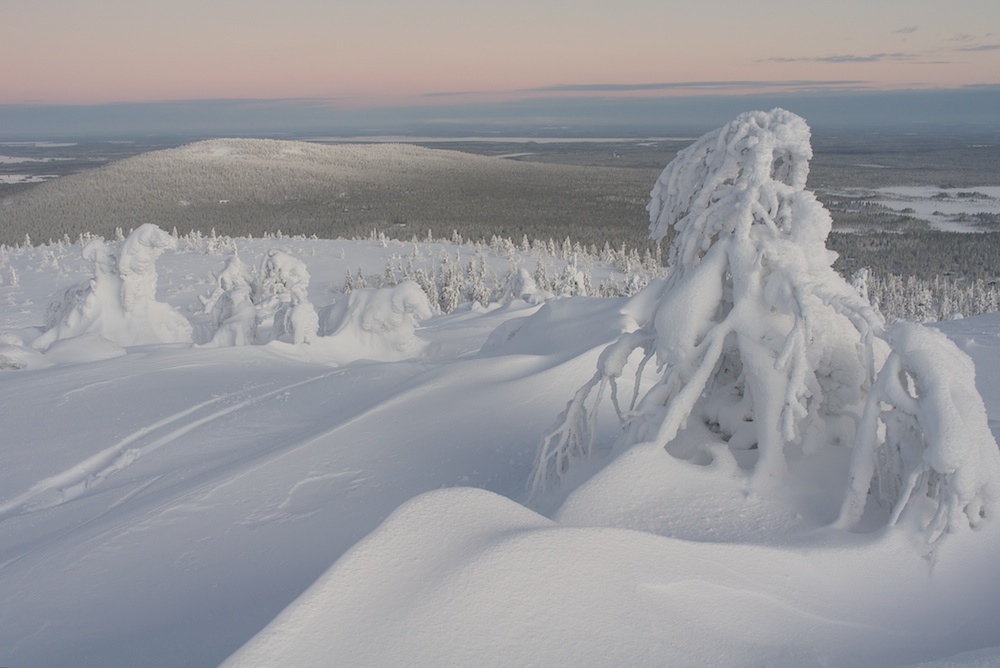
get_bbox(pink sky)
[5,0,998,107]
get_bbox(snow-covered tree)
[837,322,1000,541]
[530,109,1000,541]
[255,250,318,344]
[36,224,192,348]
[201,254,257,347]
[317,281,432,360]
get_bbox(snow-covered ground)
[0,233,641,666]
[0,174,58,184]
[3,110,1000,667]
[0,231,997,667]
[841,185,1000,232]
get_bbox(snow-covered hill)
[0,138,656,248]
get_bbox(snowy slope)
[0,234,636,667]
[1,234,999,667]
[223,311,1000,668]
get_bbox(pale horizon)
[3,0,999,136]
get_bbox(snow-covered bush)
[531,109,1000,541]
[35,224,192,349]
[200,255,258,347]
[254,249,319,344]
[503,268,554,305]
[838,322,1000,541]
[317,281,432,361]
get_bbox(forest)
[2,133,999,323]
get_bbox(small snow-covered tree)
[837,322,1000,541]
[255,249,319,344]
[36,224,193,348]
[201,254,257,346]
[531,109,1000,541]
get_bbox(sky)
[2,0,999,136]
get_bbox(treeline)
[829,231,1000,282]
[343,231,664,314]
[171,228,1000,322]
[5,225,1000,322]
[863,272,1000,322]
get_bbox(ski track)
[0,364,432,578]
[197,360,463,500]
[0,369,346,524]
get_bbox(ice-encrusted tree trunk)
[531,109,1000,540]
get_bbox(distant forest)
[3,135,1000,314]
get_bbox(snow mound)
[0,342,52,370]
[43,333,126,364]
[316,281,432,361]
[225,486,1000,668]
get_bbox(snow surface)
[2,233,1000,667]
[4,112,1000,666]
[0,174,58,184]
[841,186,1000,232]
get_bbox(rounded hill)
[0,138,658,247]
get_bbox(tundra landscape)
[3,112,1000,667]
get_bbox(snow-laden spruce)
[201,254,258,346]
[317,281,432,361]
[34,223,192,348]
[255,250,319,345]
[531,109,1000,540]
[201,249,321,346]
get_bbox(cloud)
[422,90,487,98]
[894,26,919,34]
[955,43,1000,52]
[521,80,867,94]
[761,52,916,64]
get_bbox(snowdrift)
[223,485,1000,668]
